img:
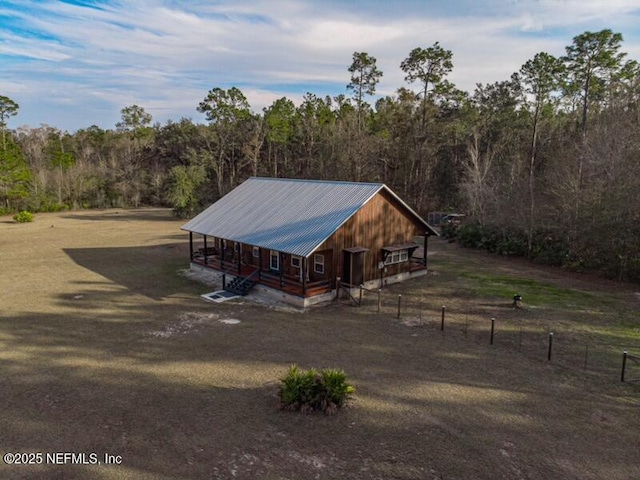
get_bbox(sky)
[2,0,640,133]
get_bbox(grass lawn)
[1,208,639,480]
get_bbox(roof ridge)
[248,176,384,186]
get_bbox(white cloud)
[300,21,405,52]
[1,0,638,131]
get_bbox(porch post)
[220,239,224,270]
[362,252,367,285]
[280,252,284,287]
[189,231,193,261]
[302,257,307,295]
[258,248,262,280]
[203,235,208,265]
[423,234,429,268]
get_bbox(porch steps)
[224,276,257,296]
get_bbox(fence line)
[346,288,638,385]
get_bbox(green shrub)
[13,211,34,223]
[37,202,69,213]
[457,223,484,248]
[321,368,355,408]
[440,222,459,240]
[458,222,575,268]
[495,228,527,256]
[530,231,569,266]
[278,365,355,415]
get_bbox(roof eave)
[380,185,439,236]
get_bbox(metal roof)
[181,177,437,257]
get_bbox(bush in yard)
[38,202,68,213]
[440,221,459,240]
[457,223,483,248]
[278,365,355,415]
[495,228,527,256]
[13,211,34,223]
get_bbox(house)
[181,177,438,307]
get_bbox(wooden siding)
[316,190,427,284]
[236,245,331,282]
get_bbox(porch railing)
[259,271,331,297]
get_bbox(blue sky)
[2,0,639,132]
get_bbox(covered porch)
[188,232,333,298]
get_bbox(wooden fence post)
[584,345,589,371]
[490,318,495,345]
[519,327,523,351]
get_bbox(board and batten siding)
[315,189,426,283]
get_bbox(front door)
[343,249,366,286]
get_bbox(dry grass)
[0,208,639,480]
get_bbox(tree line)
[1,29,639,281]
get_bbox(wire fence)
[340,286,638,386]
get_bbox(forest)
[1,29,639,281]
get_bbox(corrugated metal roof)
[181,177,437,257]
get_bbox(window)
[314,254,324,274]
[270,250,279,270]
[291,256,301,268]
[384,250,409,265]
[234,242,240,253]
[252,246,259,258]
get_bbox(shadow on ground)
[61,209,180,223]
[63,244,196,301]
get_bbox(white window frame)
[314,254,325,274]
[270,250,279,271]
[384,249,409,265]
[291,255,301,268]
[252,246,259,258]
